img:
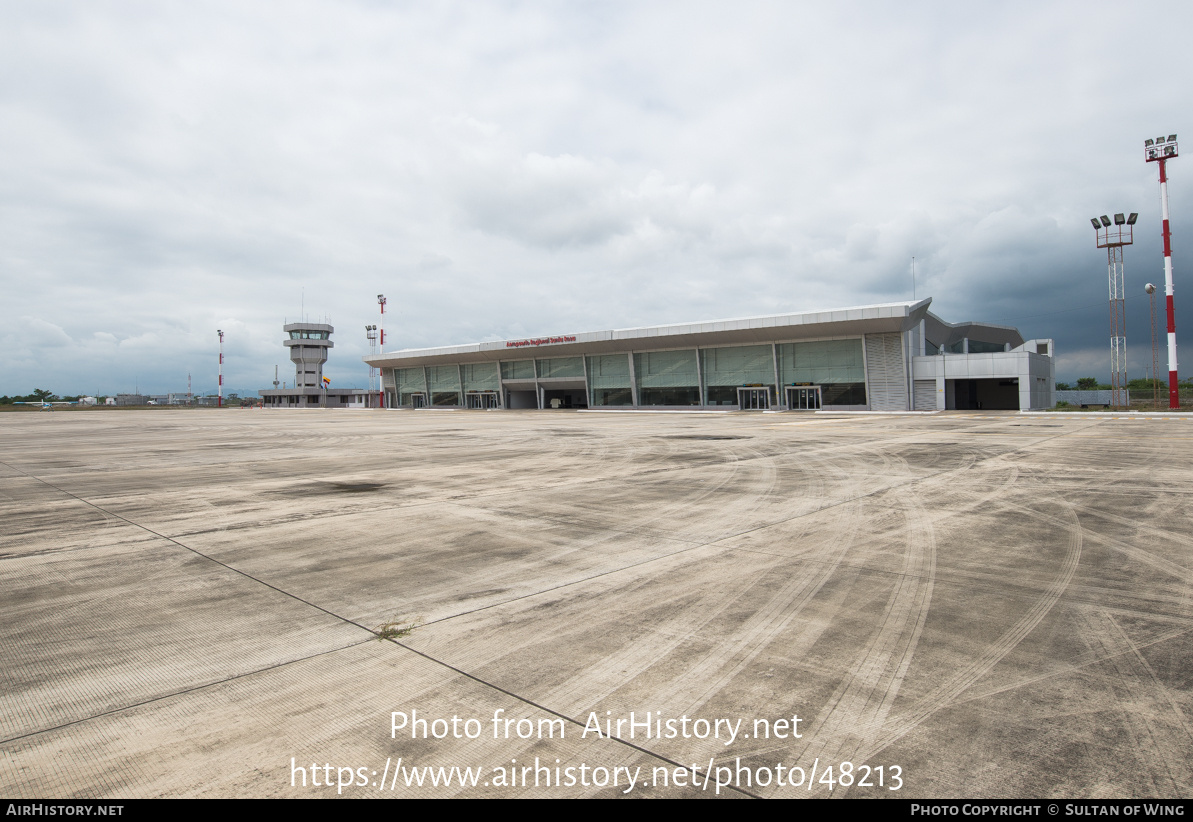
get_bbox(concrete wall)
[911,339,1055,411]
[1055,390,1128,407]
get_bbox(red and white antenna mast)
[217,329,224,408]
[1146,134,1179,408]
[377,294,387,353]
[1092,212,1137,409]
[377,294,387,409]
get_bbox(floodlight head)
[1158,136,1166,144]
[1168,134,1178,142]
[1146,138,1155,147]
[1091,218,1102,230]
[1100,215,1111,227]
[1146,283,1156,294]
[1114,213,1125,225]
[1127,213,1138,225]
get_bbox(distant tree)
[1127,378,1162,391]
[1076,377,1099,391]
[1055,382,1072,391]
[31,388,58,401]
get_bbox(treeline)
[0,389,88,405]
[1056,377,1193,391]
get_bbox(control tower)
[284,322,334,388]
[260,320,371,408]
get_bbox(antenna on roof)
[912,256,916,301]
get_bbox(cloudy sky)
[1,1,1188,396]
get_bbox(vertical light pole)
[1092,212,1137,409]
[1146,283,1159,408]
[377,294,387,409]
[217,329,224,407]
[1146,135,1180,408]
[365,324,378,408]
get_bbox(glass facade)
[702,345,775,405]
[427,365,461,406]
[967,340,1007,354]
[587,354,633,406]
[635,350,700,406]
[461,362,500,392]
[395,367,427,407]
[777,339,867,406]
[388,336,876,410]
[536,357,584,379]
[501,360,535,380]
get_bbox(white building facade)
[365,299,1055,413]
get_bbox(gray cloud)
[0,1,1188,394]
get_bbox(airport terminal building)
[365,299,1055,412]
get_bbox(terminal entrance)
[506,389,538,409]
[410,393,427,409]
[737,387,771,410]
[947,379,1019,411]
[466,392,499,409]
[786,385,822,410]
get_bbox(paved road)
[1,409,1190,797]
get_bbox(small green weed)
[373,617,420,641]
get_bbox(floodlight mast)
[1146,135,1180,408]
[365,324,379,408]
[1093,213,1137,408]
[217,330,225,408]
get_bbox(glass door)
[737,387,771,410]
[786,386,822,410]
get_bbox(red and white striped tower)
[1146,135,1179,408]
[377,294,387,409]
[217,329,224,408]
[377,294,387,353]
